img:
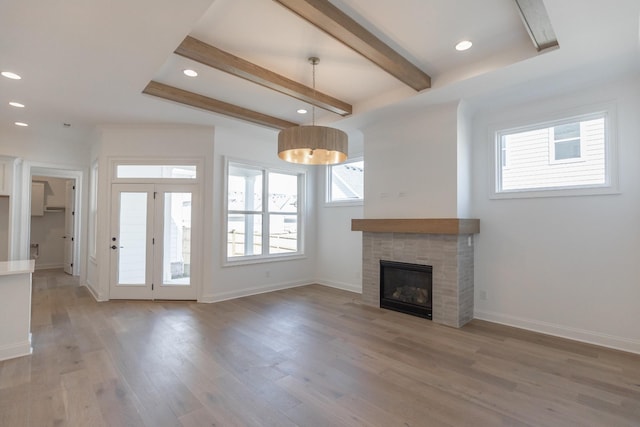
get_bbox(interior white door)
[109,183,197,300]
[63,180,75,275]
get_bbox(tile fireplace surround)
[351,219,480,328]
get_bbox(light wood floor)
[1,270,639,426]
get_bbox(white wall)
[471,74,640,353]
[315,131,364,293]
[207,125,317,302]
[362,102,460,218]
[0,126,89,166]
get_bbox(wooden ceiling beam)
[513,0,559,51]
[273,0,431,91]
[143,81,298,130]
[175,36,352,116]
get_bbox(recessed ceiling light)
[14,122,28,127]
[297,109,308,114]
[455,40,473,51]
[183,69,198,77]
[1,71,22,80]
[9,101,25,108]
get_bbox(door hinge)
[152,237,155,245]
[71,237,74,241]
[154,191,157,199]
[70,263,73,267]
[72,211,75,216]
[152,283,154,290]
[73,185,76,190]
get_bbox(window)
[550,122,581,162]
[326,158,364,204]
[494,109,617,197]
[226,161,303,262]
[116,164,196,179]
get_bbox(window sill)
[324,200,364,208]
[491,184,620,200]
[223,253,307,267]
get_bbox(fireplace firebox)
[380,260,432,319]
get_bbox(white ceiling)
[0,0,638,141]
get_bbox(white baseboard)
[82,281,106,302]
[316,279,361,294]
[0,339,32,362]
[199,279,314,303]
[475,309,640,355]
[35,262,64,270]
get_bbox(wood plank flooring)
[1,269,639,426]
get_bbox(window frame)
[490,104,619,199]
[224,158,305,265]
[110,158,202,184]
[548,121,585,165]
[325,157,364,206]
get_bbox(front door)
[109,183,197,300]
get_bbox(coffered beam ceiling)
[175,36,353,116]
[273,0,431,91]
[144,0,435,128]
[143,81,298,130]
[514,0,558,51]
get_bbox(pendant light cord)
[310,57,317,126]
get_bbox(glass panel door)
[110,184,154,299]
[110,184,198,300]
[162,192,191,285]
[153,186,198,300]
[118,192,148,284]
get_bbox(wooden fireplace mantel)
[351,218,480,235]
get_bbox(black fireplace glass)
[380,260,432,319]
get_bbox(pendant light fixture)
[278,57,348,165]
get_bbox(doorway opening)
[23,165,82,278]
[30,175,76,274]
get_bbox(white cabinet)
[31,182,45,216]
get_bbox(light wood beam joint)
[175,36,352,116]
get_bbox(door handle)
[111,245,123,250]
